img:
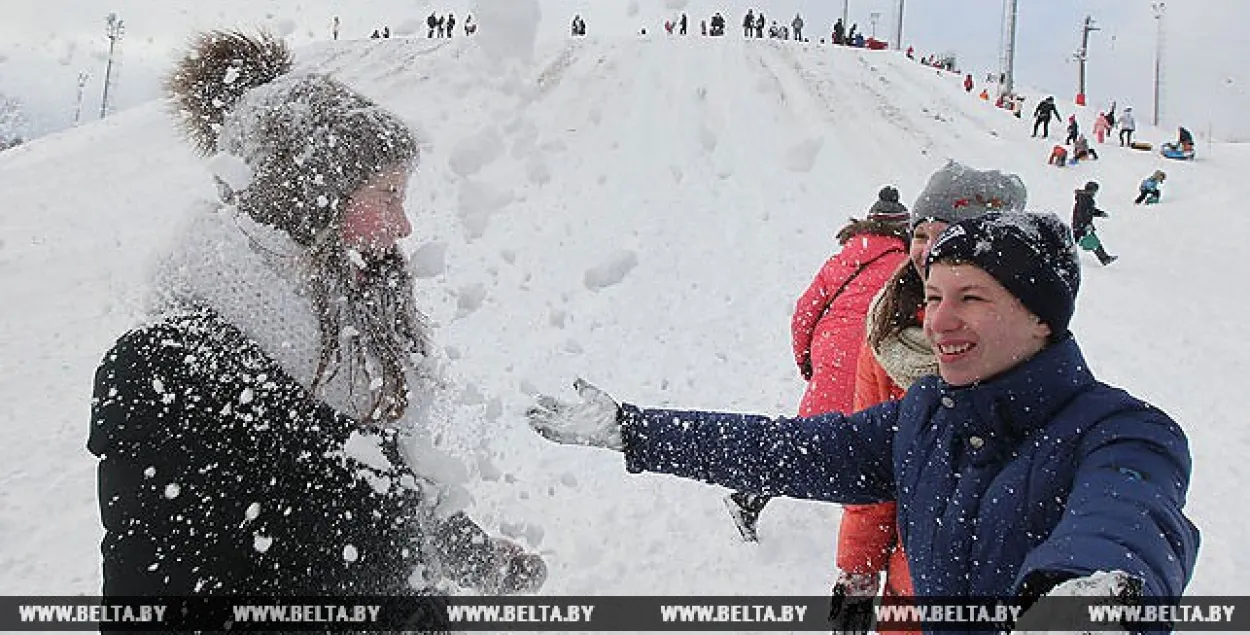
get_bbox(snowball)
[163,483,181,499]
[343,544,359,563]
[245,502,261,521]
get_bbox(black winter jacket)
[1071,191,1107,237]
[89,307,498,596]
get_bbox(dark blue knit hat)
[925,211,1081,336]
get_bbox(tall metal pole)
[893,0,905,50]
[74,72,89,126]
[1075,16,1099,105]
[842,0,849,32]
[1152,3,1166,126]
[100,13,124,119]
[999,0,1018,98]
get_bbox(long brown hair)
[867,261,925,350]
[305,241,430,424]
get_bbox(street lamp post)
[1151,2,1166,126]
[100,13,125,119]
[1074,16,1099,106]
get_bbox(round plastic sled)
[1161,144,1195,160]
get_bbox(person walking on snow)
[1032,96,1060,138]
[792,13,805,41]
[725,186,910,543]
[1119,107,1137,146]
[527,209,1198,632]
[90,30,547,602]
[963,74,974,92]
[1072,181,1117,266]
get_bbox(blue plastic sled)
[1161,144,1195,160]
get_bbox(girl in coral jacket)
[725,187,909,542]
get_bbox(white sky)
[0,0,1247,140]
[1,31,1246,601]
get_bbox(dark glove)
[828,571,880,635]
[800,357,813,381]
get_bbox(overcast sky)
[1,0,1246,140]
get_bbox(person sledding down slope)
[527,210,1198,632]
[89,30,547,611]
[1161,127,1196,159]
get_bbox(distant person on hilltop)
[90,29,547,603]
[743,10,754,38]
[792,13,805,41]
[1032,96,1060,138]
[445,14,454,38]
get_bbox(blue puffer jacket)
[620,336,1199,599]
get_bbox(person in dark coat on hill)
[1072,181,1117,266]
[90,30,547,604]
[833,19,845,45]
[1032,96,1060,138]
[526,210,1198,630]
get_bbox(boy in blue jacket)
[527,210,1199,629]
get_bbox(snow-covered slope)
[1,34,1246,605]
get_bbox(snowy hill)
[1,33,1248,608]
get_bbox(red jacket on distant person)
[792,233,906,417]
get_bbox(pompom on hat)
[166,30,418,247]
[866,185,910,225]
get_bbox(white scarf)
[147,203,472,511]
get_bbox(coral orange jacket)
[791,234,906,417]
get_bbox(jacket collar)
[941,334,1096,439]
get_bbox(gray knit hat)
[167,30,418,247]
[910,161,1027,229]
